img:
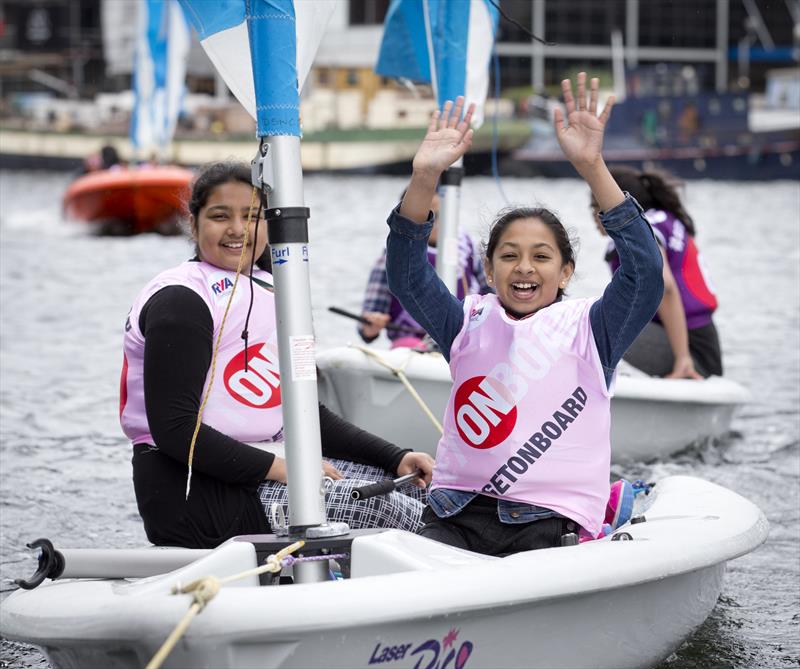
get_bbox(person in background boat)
[592,166,722,379]
[82,144,123,174]
[359,189,491,348]
[120,161,433,549]
[385,74,663,556]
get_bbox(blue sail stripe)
[247,0,299,136]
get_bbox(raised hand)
[401,97,475,223]
[553,73,615,171]
[412,97,475,178]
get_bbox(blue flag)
[376,0,499,127]
[131,0,191,157]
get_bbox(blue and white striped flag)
[131,0,191,158]
[179,0,338,137]
[375,0,499,128]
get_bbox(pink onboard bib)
[120,261,284,446]
[432,293,613,535]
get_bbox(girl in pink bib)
[122,162,433,548]
[385,74,664,555]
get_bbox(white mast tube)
[422,0,460,296]
[422,0,439,101]
[436,158,463,295]
[259,136,346,583]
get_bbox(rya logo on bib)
[224,343,281,408]
[467,304,489,331]
[454,376,517,449]
[208,272,239,304]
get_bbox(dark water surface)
[1,171,798,668]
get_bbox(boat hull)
[17,567,724,669]
[315,347,750,461]
[1,476,768,669]
[62,167,193,234]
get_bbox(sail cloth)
[131,0,191,158]
[375,0,499,128]
[179,0,338,137]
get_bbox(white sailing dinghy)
[0,3,766,669]
[316,346,751,462]
[0,475,768,669]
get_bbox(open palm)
[412,97,475,176]
[554,73,615,168]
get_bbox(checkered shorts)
[258,459,428,533]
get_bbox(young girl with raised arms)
[385,73,664,555]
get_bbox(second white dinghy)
[316,346,750,462]
[0,475,768,669]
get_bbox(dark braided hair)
[484,206,576,300]
[188,162,271,270]
[609,165,695,235]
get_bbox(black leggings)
[419,496,576,556]
[623,320,723,378]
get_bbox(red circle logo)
[223,343,281,408]
[453,376,517,449]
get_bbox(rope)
[145,579,219,669]
[351,345,443,435]
[146,540,307,669]
[185,186,260,500]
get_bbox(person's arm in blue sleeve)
[589,194,664,387]
[386,206,465,359]
[386,97,476,358]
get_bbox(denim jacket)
[385,194,663,522]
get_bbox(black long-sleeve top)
[132,284,409,548]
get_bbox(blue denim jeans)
[428,487,560,523]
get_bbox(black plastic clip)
[251,138,274,194]
[14,538,65,590]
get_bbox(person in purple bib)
[385,74,663,556]
[592,166,722,378]
[359,190,491,348]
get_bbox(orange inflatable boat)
[63,166,194,234]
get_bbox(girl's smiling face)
[485,217,574,318]
[191,180,268,273]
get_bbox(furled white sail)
[131,0,191,159]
